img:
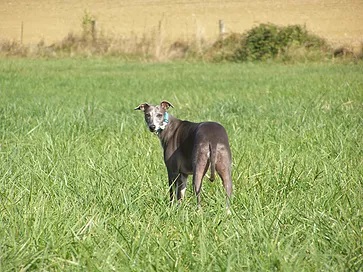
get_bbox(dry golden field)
[1,0,362,48]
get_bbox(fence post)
[219,19,225,38]
[20,21,24,44]
[91,19,97,41]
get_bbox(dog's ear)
[134,103,150,112]
[160,100,174,110]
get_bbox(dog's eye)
[145,113,151,118]
[156,114,163,118]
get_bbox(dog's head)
[135,100,174,133]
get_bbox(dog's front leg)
[176,173,188,202]
[167,171,179,204]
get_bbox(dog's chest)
[164,141,194,174]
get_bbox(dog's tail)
[209,143,217,182]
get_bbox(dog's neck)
[156,114,180,147]
[156,112,169,135]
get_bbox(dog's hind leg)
[222,173,233,214]
[216,163,233,214]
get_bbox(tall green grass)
[0,59,362,271]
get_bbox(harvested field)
[1,0,362,49]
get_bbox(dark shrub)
[235,23,280,61]
[205,33,244,62]
[231,23,331,62]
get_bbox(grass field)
[0,59,362,271]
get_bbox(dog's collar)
[156,112,169,134]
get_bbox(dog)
[135,100,232,212]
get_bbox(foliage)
[233,23,331,61]
[0,20,361,62]
[81,10,97,41]
[205,23,334,62]
[204,33,244,62]
[236,23,280,61]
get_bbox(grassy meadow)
[0,59,362,271]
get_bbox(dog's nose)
[149,125,156,131]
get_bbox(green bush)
[81,10,97,41]
[236,23,280,61]
[213,24,331,62]
[204,33,244,62]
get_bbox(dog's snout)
[149,125,156,131]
